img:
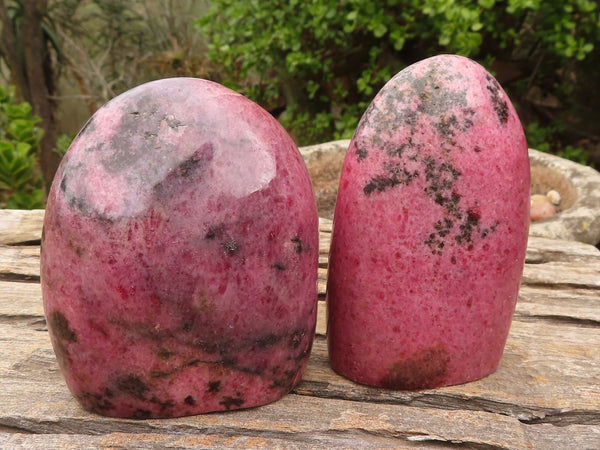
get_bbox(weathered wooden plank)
[297,325,600,426]
[318,217,332,233]
[2,424,599,450]
[0,431,402,449]
[0,433,321,449]
[2,374,599,449]
[522,260,600,289]
[2,419,598,449]
[0,246,40,281]
[526,235,600,264]
[518,285,600,324]
[0,281,43,318]
[319,235,331,256]
[317,267,327,297]
[0,209,44,245]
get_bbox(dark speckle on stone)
[223,239,240,256]
[207,380,221,393]
[386,138,415,158]
[355,145,368,161]
[380,343,449,389]
[273,262,286,271]
[269,369,297,390]
[205,224,224,240]
[59,173,68,193]
[363,164,419,196]
[184,395,196,405]
[116,374,150,400]
[157,348,173,360]
[219,395,245,410]
[79,391,115,413]
[485,74,509,125]
[291,236,304,254]
[467,209,480,225]
[49,311,77,343]
[164,114,184,129]
[153,143,214,198]
[256,333,281,349]
[174,152,204,178]
[289,328,307,349]
[133,409,152,420]
[150,396,175,411]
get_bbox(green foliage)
[53,133,74,158]
[0,85,45,209]
[557,145,590,165]
[197,0,600,150]
[505,0,598,61]
[526,120,590,165]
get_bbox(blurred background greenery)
[0,0,598,208]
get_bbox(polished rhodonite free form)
[41,78,319,418]
[327,55,530,389]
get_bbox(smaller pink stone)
[530,194,557,221]
[327,55,530,389]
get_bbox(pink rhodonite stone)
[41,78,318,418]
[327,55,530,389]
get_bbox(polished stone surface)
[327,55,530,389]
[41,78,318,418]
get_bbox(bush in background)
[197,0,600,165]
[0,85,45,209]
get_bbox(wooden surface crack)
[518,409,600,426]
[514,313,600,328]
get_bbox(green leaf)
[5,189,45,210]
[372,22,387,38]
[15,142,31,156]
[478,0,496,8]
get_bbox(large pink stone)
[327,55,529,389]
[41,78,318,418]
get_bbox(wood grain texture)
[1,210,599,449]
[0,209,44,245]
[0,245,40,281]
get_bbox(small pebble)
[530,194,556,221]
[546,189,561,205]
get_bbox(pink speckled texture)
[327,55,530,389]
[41,78,318,418]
